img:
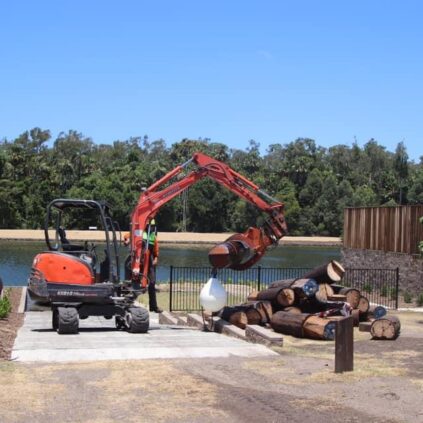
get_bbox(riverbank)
[0,229,341,246]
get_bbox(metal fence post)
[169,265,173,312]
[257,265,261,292]
[395,267,399,309]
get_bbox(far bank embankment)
[0,230,341,246]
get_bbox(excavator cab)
[28,199,121,301]
[43,199,120,284]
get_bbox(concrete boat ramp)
[12,310,277,363]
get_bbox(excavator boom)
[129,152,288,285]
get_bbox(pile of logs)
[216,260,400,341]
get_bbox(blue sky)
[1,1,422,161]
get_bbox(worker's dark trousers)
[148,265,159,312]
[125,254,158,311]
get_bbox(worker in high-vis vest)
[123,218,162,313]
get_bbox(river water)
[0,240,340,286]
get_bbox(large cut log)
[284,306,302,314]
[326,315,345,322]
[269,278,318,298]
[256,286,295,307]
[367,305,387,320]
[351,309,360,327]
[270,311,310,338]
[327,294,347,302]
[301,260,345,284]
[268,278,297,289]
[300,300,346,315]
[334,287,361,309]
[291,278,319,298]
[358,295,370,316]
[247,290,259,301]
[244,307,262,325]
[331,284,343,294]
[303,316,336,340]
[256,300,273,323]
[315,283,335,302]
[217,306,248,329]
[243,301,273,325]
[370,316,401,340]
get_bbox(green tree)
[393,141,409,204]
[409,167,423,204]
[351,186,378,207]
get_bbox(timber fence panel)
[343,205,423,254]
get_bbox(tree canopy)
[0,129,421,236]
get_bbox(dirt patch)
[0,361,228,423]
[1,309,423,422]
[0,288,24,360]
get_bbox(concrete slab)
[212,316,247,340]
[158,311,179,325]
[12,311,277,362]
[187,313,205,329]
[245,325,283,346]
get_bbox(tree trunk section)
[351,309,360,327]
[268,278,318,299]
[270,311,310,338]
[338,288,361,309]
[300,300,346,314]
[247,290,259,301]
[327,294,347,302]
[256,286,295,307]
[370,316,401,340]
[291,278,318,298]
[367,305,387,320]
[245,308,262,325]
[303,316,336,340]
[315,283,335,302]
[243,301,273,325]
[217,306,248,329]
[284,306,302,314]
[358,295,370,316]
[301,260,345,284]
[268,278,297,289]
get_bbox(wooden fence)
[343,205,423,254]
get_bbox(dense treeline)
[0,128,422,235]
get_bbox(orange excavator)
[28,152,288,334]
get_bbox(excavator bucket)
[208,229,265,270]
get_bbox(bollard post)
[335,316,354,373]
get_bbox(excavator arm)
[129,152,288,287]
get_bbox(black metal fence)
[169,266,399,311]
[343,267,399,309]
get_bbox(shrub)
[0,289,12,318]
[380,285,388,297]
[403,291,413,304]
[416,293,423,307]
[389,287,398,301]
[362,283,373,294]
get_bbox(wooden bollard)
[335,316,354,373]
